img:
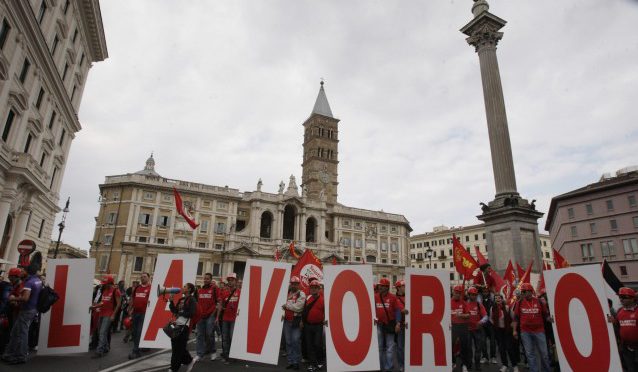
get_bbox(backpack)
[37,285,59,313]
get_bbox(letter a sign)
[545,265,622,372]
[230,259,292,364]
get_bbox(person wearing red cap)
[89,275,121,358]
[466,286,488,371]
[302,280,324,372]
[196,273,220,361]
[451,285,471,372]
[128,272,151,360]
[512,282,552,372]
[375,278,400,372]
[610,287,638,371]
[282,276,306,370]
[394,279,407,371]
[217,273,240,364]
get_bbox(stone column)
[461,5,517,197]
[7,203,32,263]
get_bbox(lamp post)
[53,197,70,259]
[426,247,433,269]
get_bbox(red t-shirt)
[375,292,399,325]
[451,298,468,325]
[197,285,219,318]
[466,301,487,331]
[99,287,121,318]
[514,297,548,333]
[221,288,240,322]
[304,293,325,324]
[617,306,638,345]
[132,284,151,314]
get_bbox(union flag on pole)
[289,241,300,259]
[553,248,570,268]
[453,235,478,279]
[173,187,199,229]
[291,249,323,294]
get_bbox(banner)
[291,249,323,293]
[545,265,622,372]
[229,259,292,364]
[323,265,379,372]
[405,269,451,371]
[38,258,95,355]
[139,253,199,348]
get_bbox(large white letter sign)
[230,259,292,364]
[139,253,199,349]
[545,265,622,372]
[323,265,379,372]
[38,258,95,355]
[405,269,451,371]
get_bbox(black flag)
[602,259,623,294]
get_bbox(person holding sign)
[466,286,488,371]
[168,283,198,372]
[374,278,400,372]
[89,275,120,359]
[512,283,552,372]
[283,275,306,370]
[451,285,471,372]
[394,279,407,372]
[302,280,325,372]
[609,287,638,371]
[218,273,240,365]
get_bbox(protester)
[490,293,519,372]
[374,278,400,372]
[1,266,42,365]
[479,286,497,365]
[283,275,306,370]
[610,287,638,371]
[128,273,150,359]
[218,273,240,365]
[113,280,127,333]
[451,285,471,372]
[467,286,488,371]
[89,275,121,358]
[395,279,407,371]
[302,280,324,372]
[168,282,198,372]
[512,283,552,372]
[0,269,22,355]
[196,273,220,361]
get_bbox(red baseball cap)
[101,275,115,285]
[395,280,405,287]
[226,273,237,280]
[619,287,636,297]
[309,280,320,287]
[453,285,464,293]
[378,278,391,287]
[521,283,534,292]
[290,276,301,283]
[8,268,23,277]
[467,287,479,295]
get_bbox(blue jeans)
[221,321,235,359]
[377,325,396,371]
[131,313,145,354]
[196,316,216,357]
[283,319,302,365]
[2,309,37,362]
[96,316,113,354]
[397,327,405,368]
[520,332,551,372]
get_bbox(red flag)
[516,263,525,281]
[521,261,533,284]
[474,246,489,267]
[173,187,199,229]
[485,267,506,293]
[553,248,570,269]
[288,241,300,259]
[291,249,323,294]
[537,264,546,295]
[503,260,516,300]
[331,256,337,265]
[453,235,478,279]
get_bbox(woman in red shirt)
[490,293,519,372]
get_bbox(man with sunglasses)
[512,283,552,372]
[612,287,638,371]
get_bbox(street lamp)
[426,247,433,269]
[53,197,70,259]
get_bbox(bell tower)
[301,81,339,205]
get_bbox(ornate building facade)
[0,1,107,266]
[409,224,553,285]
[90,83,412,285]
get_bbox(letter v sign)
[247,265,287,354]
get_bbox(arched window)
[260,211,273,238]
[306,217,317,243]
[282,205,296,240]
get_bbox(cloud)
[55,0,638,249]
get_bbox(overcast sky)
[55,0,638,250]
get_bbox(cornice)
[76,0,108,62]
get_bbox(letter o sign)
[554,273,610,371]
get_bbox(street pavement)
[4,330,530,372]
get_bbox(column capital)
[460,12,507,52]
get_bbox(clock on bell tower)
[301,81,339,205]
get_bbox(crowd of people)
[2,266,638,372]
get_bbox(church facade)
[89,83,412,285]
